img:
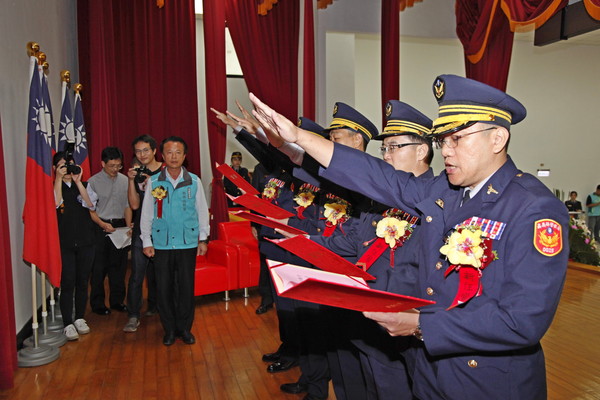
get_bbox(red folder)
[216,162,259,196]
[267,236,375,281]
[268,260,435,312]
[230,211,307,235]
[226,193,295,219]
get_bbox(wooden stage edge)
[568,260,600,275]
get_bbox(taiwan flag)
[72,90,90,179]
[57,80,73,152]
[22,56,62,287]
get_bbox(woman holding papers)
[53,151,97,341]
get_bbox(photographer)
[123,135,163,333]
[53,150,97,341]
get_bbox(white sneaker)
[73,319,90,335]
[123,317,140,333]
[64,324,79,341]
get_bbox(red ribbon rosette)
[440,226,497,309]
[151,186,168,218]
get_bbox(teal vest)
[589,193,600,216]
[149,168,200,250]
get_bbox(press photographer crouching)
[53,150,98,341]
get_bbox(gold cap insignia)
[385,103,392,117]
[434,78,445,100]
[333,104,338,116]
[297,118,302,127]
[435,199,444,209]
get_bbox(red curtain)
[584,0,600,20]
[77,0,200,173]
[457,0,514,90]
[456,0,567,90]
[0,114,17,389]
[203,0,228,239]
[501,0,567,30]
[225,0,300,122]
[303,0,316,120]
[381,0,400,124]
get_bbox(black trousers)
[89,232,128,310]
[127,244,157,318]
[153,247,197,334]
[60,243,95,326]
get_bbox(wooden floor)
[2,264,600,400]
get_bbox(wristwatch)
[413,323,424,341]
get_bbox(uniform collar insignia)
[435,199,444,209]
[486,184,498,195]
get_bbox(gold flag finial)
[42,61,50,75]
[74,83,83,94]
[38,51,46,65]
[60,70,71,84]
[26,42,40,57]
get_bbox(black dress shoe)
[92,307,111,315]
[180,330,196,345]
[163,332,176,346]
[267,359,298,373]
[262,351,281,362]
[255,303,273,315]
[110,303,128,312]
[280,382,308,394]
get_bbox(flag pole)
[17,264,60,366]
[24,271,66,348]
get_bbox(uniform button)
[426,287,434,296]
[372,221,377,227]
[435,261,443,270]
[467,359,478,368]
[317,228,321,232]
[426,216,433,223]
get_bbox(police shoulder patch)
[533,219,562,256]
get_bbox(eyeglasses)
[433,127,496,149]
[379,143,421,156]
[134,148,152,155]
[106,163,123,170]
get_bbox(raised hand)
[235,100,261,132]
[249,93,299,144]
[210,107,238,129]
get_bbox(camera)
[134,166,152,183]
[63,142,82,175]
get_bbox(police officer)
[249,74,569,399]
[310,100,434,399]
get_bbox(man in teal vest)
[140,136,210,346]
[586,185,600,241]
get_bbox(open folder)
[229,210,307,236]
[216,162,260,196]
[267,236,375,281]
[268,260,434,312]
[225,193,294,219]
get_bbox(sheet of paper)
[108,227,132,249]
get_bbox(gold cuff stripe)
[439,104,512,121]
[329,118,373,139]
